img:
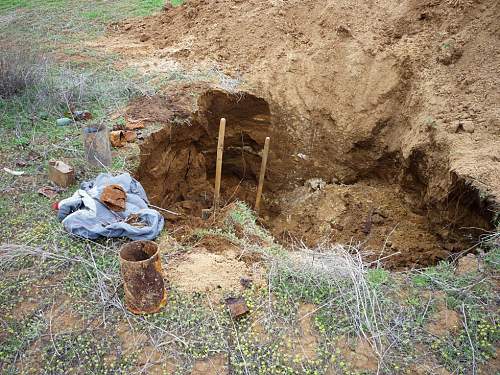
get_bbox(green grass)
[0,0,168,56]
[0,313,46,371]
[42,329,135,374]
[0,0,168,14]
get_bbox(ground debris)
[109,130,127,147]
[225,296,249,319]
[48,160,75,187]
[3,167,25,176]
[100,184,127,212]
[37,186,62,199]
[305,178,326,191]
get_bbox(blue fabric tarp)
[57,173,164,240]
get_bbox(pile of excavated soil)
[101,0,499,266]
[166,248,259,300]
[110,0,500,201]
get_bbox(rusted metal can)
[119,241,167,314]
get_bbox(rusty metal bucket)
[119,241,167,314]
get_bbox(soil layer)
[105,0,499,267]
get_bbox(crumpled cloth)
[57,173,164,240]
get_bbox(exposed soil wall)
[128,86,491,268]
[114,0,500,267]
[136,90,275,212]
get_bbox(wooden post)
[214,118,226,211]
[255,137,270,213]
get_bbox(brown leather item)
[100,184,127,212]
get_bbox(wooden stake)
[255,137,270,213]
[214,118,226,211]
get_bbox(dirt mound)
[105,0,499,266]
[166,248,256,300]
[114,0,499,199]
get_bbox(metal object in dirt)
[100,184,126,212]
[119,241,167,314]
[225,296,249,319]
[83,124,112,167]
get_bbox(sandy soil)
[93,0,499,267]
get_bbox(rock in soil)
[225,297,249,319]
[456,253,479,275]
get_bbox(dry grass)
[0,51,49,99]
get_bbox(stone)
[305,178,326,191]
[371,213,385,224]
[225,297,249,319]
[461,120,475,133]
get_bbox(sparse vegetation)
[1,0,498,374]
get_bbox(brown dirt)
[116,321,149,355]
[165,247,259,301]
[336,336,379,373]
[456,253,480,274]
[426,307,461,337]
[294,303,320,361]
[191,354,228,375]
[409,341,461,375]
[269,180,454,267]
[100,0,499,267]
[116,321,178,374]
[424,290,462,337]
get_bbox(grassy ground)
[1,1,499,374]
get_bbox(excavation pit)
[136,90,286,218]
[134,90,494,269]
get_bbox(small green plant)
[484,246,500,270]
[432,314,499,374]
[366,268,390,288]
[83,10,103,20]
[411,273,431,288]
[424,116,437,130]
[42,329,134,374]
[0,313,46,367]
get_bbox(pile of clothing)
[57,173,164,240]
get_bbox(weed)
[0,313,46,370]
[484,246,500,270]
[432,312,499,374]
[0,52,46,99]
[411,261,499,373]
[366,268,390,288]
[0,274,31,314]
[42,329,134,374]
[424,115,437,130]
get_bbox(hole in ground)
[135,89,494,268]
[137,89,281,216]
